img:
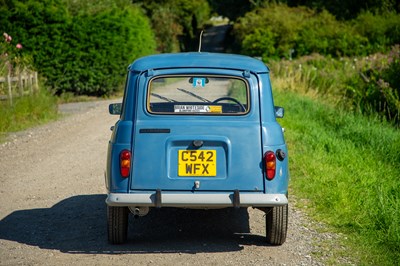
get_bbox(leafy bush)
[352,11,400,53]
[150,7,183,53]
[234,4,312,60]
[1,0,156,96]
[233,4,400,60]
[133,0,210,52]
[287,0,399,20]
[297,10,368,57]
[0,0,71,73]
[50,7,156,96]
[241,28,276,59]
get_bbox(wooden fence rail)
[0,71,38,105]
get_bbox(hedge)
[1,0,156,96]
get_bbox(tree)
[207,0,254,21]
[287,0,399,19]
[133,0,211,52]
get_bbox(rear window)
[147,75,249,115]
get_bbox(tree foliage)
[207,0,253,21]
[133,0,210,52]
[287,0,399,20]
[2,0,399,96]
[352,11,400,53]
[0,0,156,96]
[150,6,182,53]
[207,0,399,21]
[233,4,399,60]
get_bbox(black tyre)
[107,206,129,244]
[265,205,288,245]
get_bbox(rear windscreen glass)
[147,76,249,115]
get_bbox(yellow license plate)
[178,150,216,176]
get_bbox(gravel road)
[0,100,343,265]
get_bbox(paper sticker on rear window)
[174,105,222,113]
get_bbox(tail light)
[264,151,276,180]
[120,150,131,178]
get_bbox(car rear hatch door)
[130,74,264,192]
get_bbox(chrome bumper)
[106,191,288,208]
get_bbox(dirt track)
[0,100,337,265]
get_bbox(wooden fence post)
[7,74,12,105]
[18,72,23,97]
[27,72,32,95]
[34,72,38,93]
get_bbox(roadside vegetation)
[228,2,400,264]
[233,4,400,60]
[255,5,400,264]
[232,3,399,126]
[269,46,400,126]
[133,0,211,53]
[1,0,399,263]
[0,89,58,139]
[273,88,400,265]
[0,0,155,97]
[1,0,156,141]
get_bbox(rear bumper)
[106,191,288,208]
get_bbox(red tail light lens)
[120,150,131,178]
[264,151,276,180]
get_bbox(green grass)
[0,90,59,142]
[273,89,400,265]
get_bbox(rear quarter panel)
[258,73,289,195]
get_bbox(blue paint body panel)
[105,53,289,208]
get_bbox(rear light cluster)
[264,149,286,180]
[264,151,276,180]
[120,150,131,178]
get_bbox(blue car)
[106,52,289,245]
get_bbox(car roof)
[129,52,269,74]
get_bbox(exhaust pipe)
[129,206,150,217]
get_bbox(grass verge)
[273,89,400,265]
[0,90,59,142]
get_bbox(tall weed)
[346,46,400,123]
[269,46,400,125]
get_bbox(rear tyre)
[107,206,129,244]
[265,205,288,245]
